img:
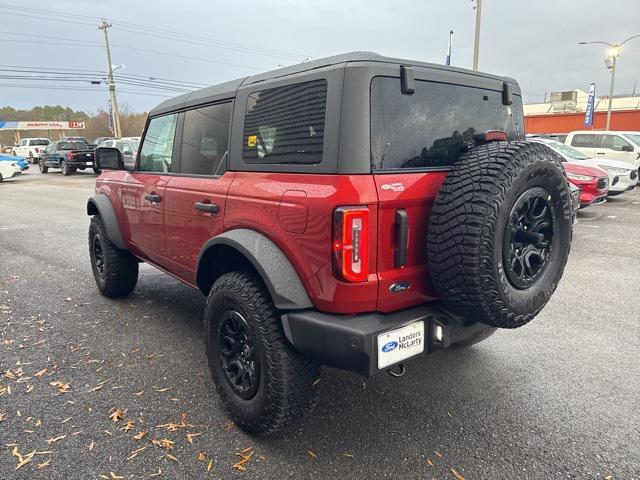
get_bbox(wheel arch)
[86,194,127,250]
[196,229,313,311]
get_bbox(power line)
[0,3,307,60]
[0,82,174,97]
[0,32,263,70]
[0,63,209,88]
[0,74,193,93]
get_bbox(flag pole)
[446,29,454,66]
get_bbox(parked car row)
[527,134,639,209]
[97,137,140,169]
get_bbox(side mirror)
[621,145,634,152]
[95,147,124,170]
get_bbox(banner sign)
[584,83,596,126]
[108,99,114,133]
[0,121,85,130]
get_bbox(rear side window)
[370,77,524,170]
[571,134,596,148]
[179,102,231,175]
[139,113,178,172]
[243,80,327,165]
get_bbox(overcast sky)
[1,0,639,113]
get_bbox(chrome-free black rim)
[92,236,106,278]
[503,187,555,289]
[218,310,260,399]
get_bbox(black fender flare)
[86,194,127,250]
[196,229,313,310]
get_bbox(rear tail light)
[473,130,508,142]
[333,206,369,283]
[66,152,74,161]
[34,147,40,153]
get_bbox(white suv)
[565,131,640,168]
[11,138,51,163]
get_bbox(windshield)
[58,141,87,150]
[547,142,590,160]
[623,134,640,147]
[370,77,524,170]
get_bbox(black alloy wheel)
[503,187,555,290]
[92,235,106,280]
[217,310,260,400]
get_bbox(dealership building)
[524,89,640,134]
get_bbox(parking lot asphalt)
[1,168,639,480]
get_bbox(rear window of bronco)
[370,77,524,170]
[242,79,327,165]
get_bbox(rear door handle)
[394,209,409,268]
[194,202,219,214]
[145,194,161,203]
[596,152,606,155]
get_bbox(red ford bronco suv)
[88,52,573,435]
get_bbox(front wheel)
[205,271,319,435]
[88,216,138,297]
[39,159,48,174]
[93,167,101,174]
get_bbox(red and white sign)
[0,121,85,130]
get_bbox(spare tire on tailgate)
[427,141,572,329]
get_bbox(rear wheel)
[427,141,573,329]
[39,159,48,174]
[61,160,71,176]
[205,271,319,435]
[93,167,101,174]
[88,216,138,297]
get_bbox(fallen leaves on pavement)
[451,468,465,480]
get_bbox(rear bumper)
[282,303,491,377]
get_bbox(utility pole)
[472,0,482,70]
[98,20,121,138]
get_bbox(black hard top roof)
[149,51,518,116]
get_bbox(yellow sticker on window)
[247,135,257,148]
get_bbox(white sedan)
[0,161,21,182]
[530,138,637,196]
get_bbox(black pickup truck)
[38,140,98,175]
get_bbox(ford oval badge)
[389,280,411,293]
[382,341,398,353]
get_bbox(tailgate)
[73,150,95,161]
[374,172,447,312]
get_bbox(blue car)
[0,154,29,171]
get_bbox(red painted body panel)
[224,172,379,314]
[373,172,448,312]
[96,169,450,316]
[163,172,236,282]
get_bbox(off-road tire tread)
[427,141,571,328]
[88,216,138,297]
[205,271,319,435]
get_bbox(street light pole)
[98,20,121,138]
[578,34,640,130]
[472,0,482,70]
[606,53,617,130]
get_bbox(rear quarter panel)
[225,172,379,314]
